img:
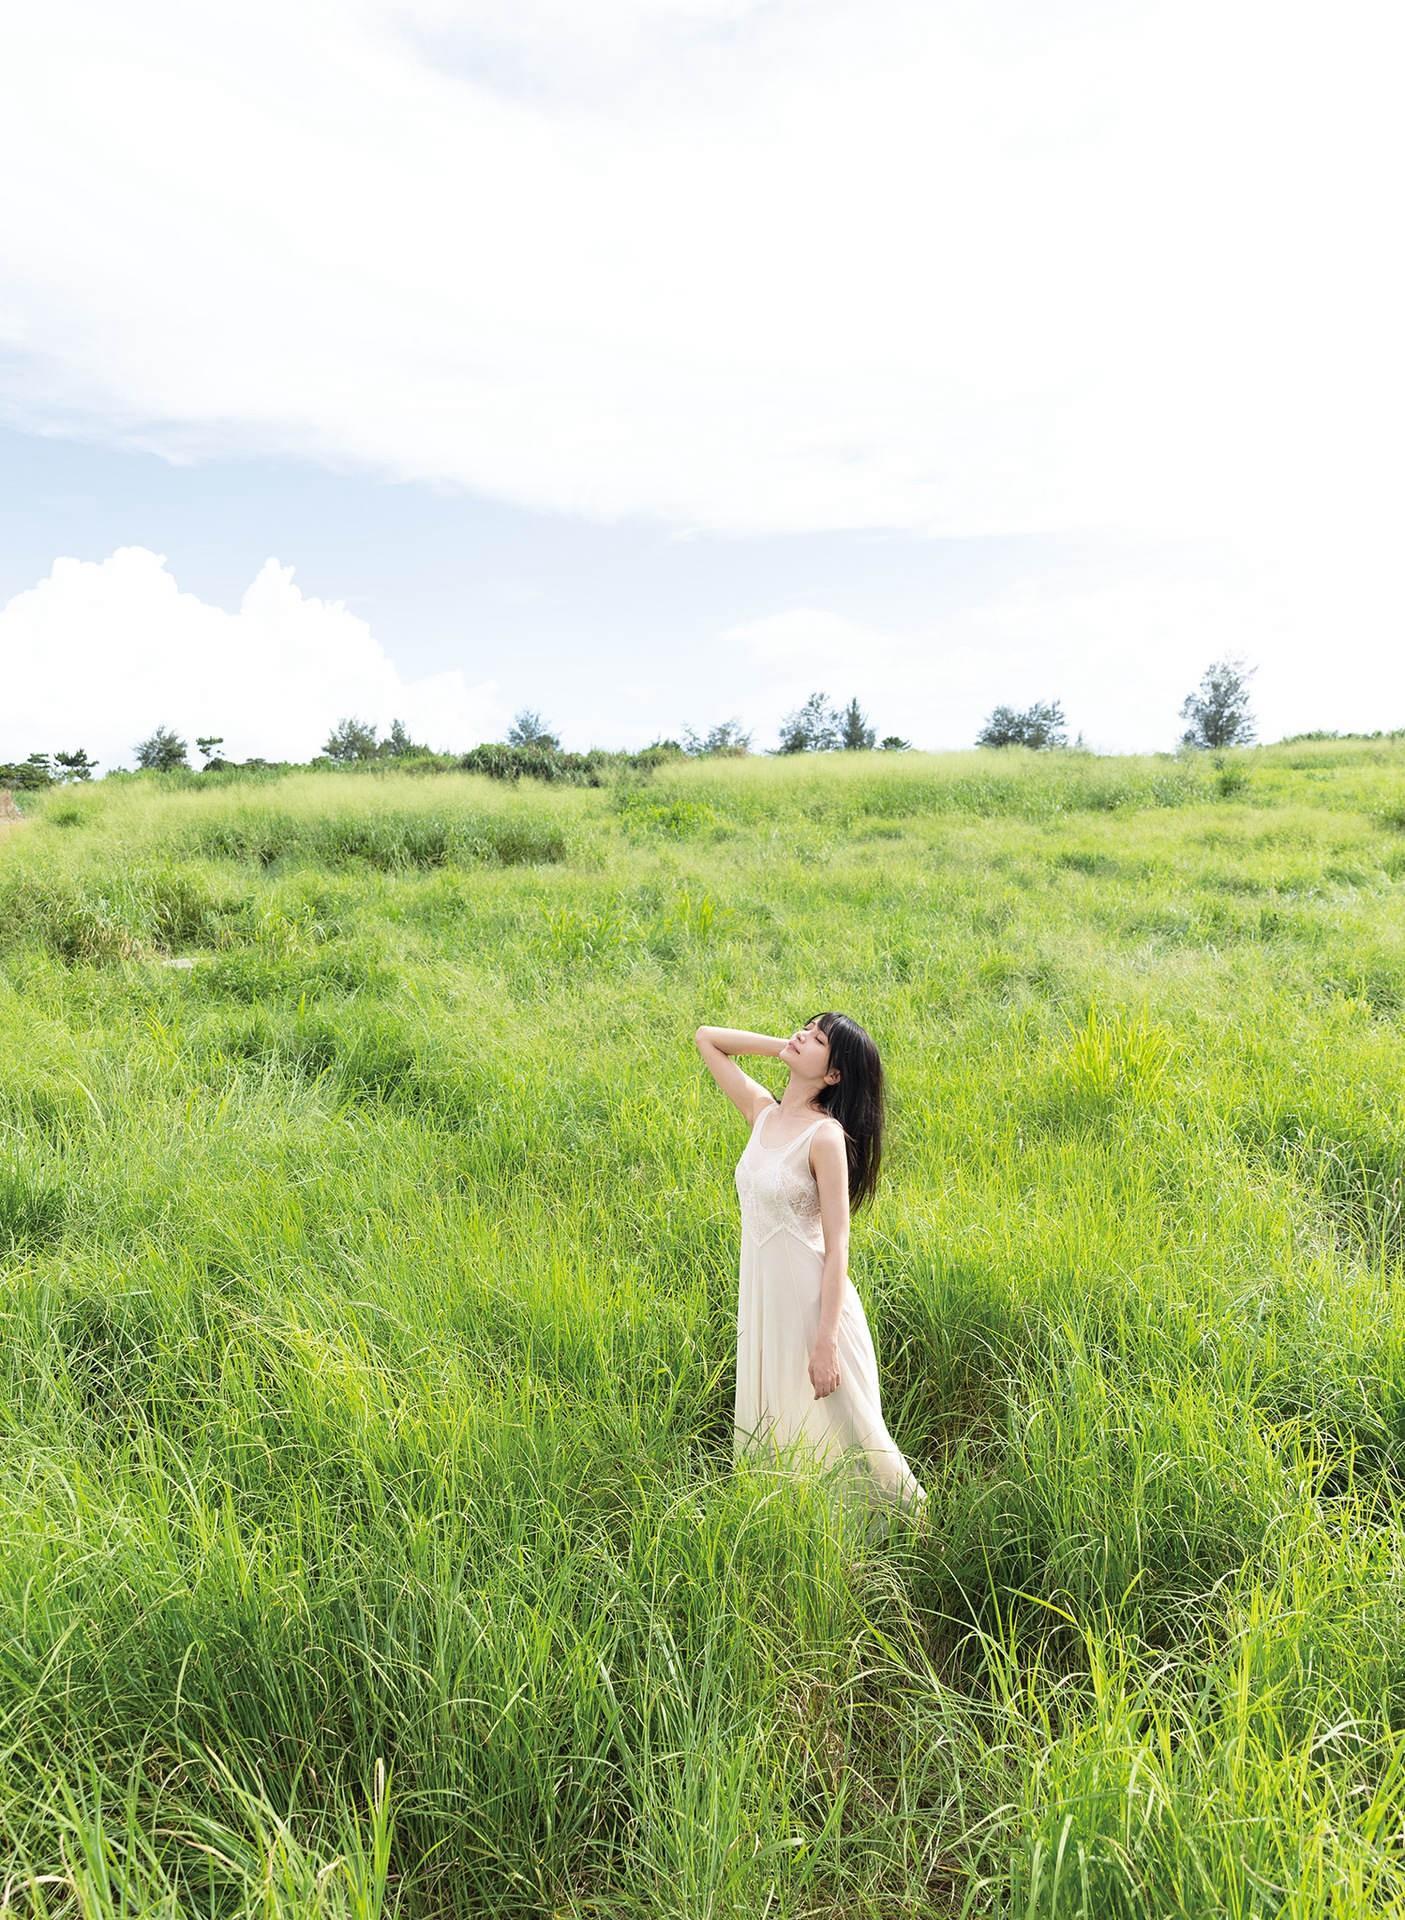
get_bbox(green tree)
[1028,701,1068,748]
[976,700,1067,749]
[53,748,99,781]
[680,718,752,757]
[135,726,190,771]
[777,691,842,753]
[1180,659,1256,749]
[878,734,911,751]
[838,697,876,750]
[323,717,380,763]
[976,707,1019,747]
[0,753,56,790]
[381,717,422,757]
[506,709,560,750]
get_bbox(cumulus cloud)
[1,547,505,767]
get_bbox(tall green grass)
[2,744,1405,1914]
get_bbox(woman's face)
[781,1017,831,1075]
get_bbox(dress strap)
[778,1115,825,1158]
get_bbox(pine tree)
[976,700,1067,749]
[680,719,751,756]
[1179,660,1256,749]
[838,697,876,750]
[323,718,380,762]
[507,709,560,749]
[134,726,190,771]
[777,691,842,753]
[54,748,99,781]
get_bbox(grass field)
[2,738,1405,1916]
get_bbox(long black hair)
[802,1010,885,1211]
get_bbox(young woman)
[695,1014,927,1519]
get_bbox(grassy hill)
[2,738,1405,1915]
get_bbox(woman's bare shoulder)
[809,1115,848,1165]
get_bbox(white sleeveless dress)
[733,1103,926,1513]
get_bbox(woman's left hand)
[809,1339,841,1399]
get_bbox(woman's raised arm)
[694,1025,786,1125]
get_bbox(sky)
[2,0,1401,768]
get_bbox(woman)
[694,1015,927,1520]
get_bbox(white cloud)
[0,0,1399,549]
[1,547,505,766]
[0,1,1402,744]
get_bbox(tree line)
[0,656,1311,791]
[976,658,1260,753]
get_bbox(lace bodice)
[734,1104,828,1255]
